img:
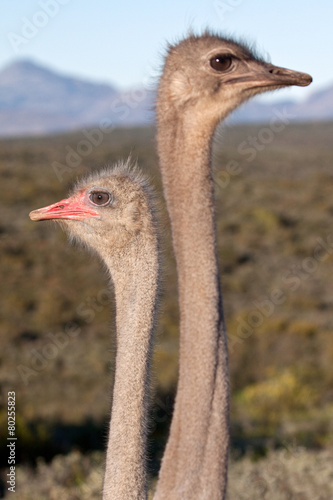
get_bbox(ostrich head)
[29,163,156,259]
[159,32,312,123]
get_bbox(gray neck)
[102,236,159,500]
[155,103,230,499]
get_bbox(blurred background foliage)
[0,122,333,497]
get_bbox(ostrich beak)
[260,63,312,87]
[29,194,99,221]
[228,62,312,89]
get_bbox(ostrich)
[29,162,160,500]
[28,33,312,500]
[154,32,312,500]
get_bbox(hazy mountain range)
[0,59,332,137]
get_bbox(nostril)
[58,205,65,209]
[268,67,288,76]
[268,66,280,75]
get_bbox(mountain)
[0,60,154,137]
[0,59,332,137]
[230,83,333,124]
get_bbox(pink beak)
[29,193,99,221]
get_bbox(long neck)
[154,100,229,499]
[103,234,159,500]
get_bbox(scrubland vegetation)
[0,122,332,497]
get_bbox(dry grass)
[13,447,333,499]
[227,447,333,500]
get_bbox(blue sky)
[1,0,332,102]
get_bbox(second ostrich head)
[29,163,157,262]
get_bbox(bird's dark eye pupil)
[89,190,112,206]
[210,55,232,72]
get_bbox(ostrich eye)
[210,55,232,72]
[89,190,112,206]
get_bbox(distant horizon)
[1,54,330,106]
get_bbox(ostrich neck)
[102,237,159,500]
[155,106,229,499]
